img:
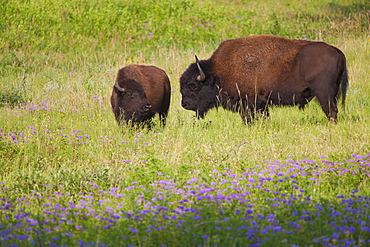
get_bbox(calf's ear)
[195,55,206,82]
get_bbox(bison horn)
[195,55,206,82]
[114,80,125,93]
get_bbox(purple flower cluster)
[97,133,149,147]
[11,97,71,114]
[1,154,370,246]
[1,95,152,148]
[3,95,106,118]
[0,127,90,145]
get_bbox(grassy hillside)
[1,0,369,246]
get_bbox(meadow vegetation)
[1,0,369,246]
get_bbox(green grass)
[1,0,370,246]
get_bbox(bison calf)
[180,35,348,124]
[111,64,171,126]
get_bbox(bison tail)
[339,66,349,109]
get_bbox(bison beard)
[179,35,348,124]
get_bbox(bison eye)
[188,83,199,91]
[125,92,135,99]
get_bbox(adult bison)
[111,64,171,125]
[180,35,348,124]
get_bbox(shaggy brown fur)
[111,64,171,125]
[180,35,348,123]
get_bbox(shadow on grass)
[0,89,28,108]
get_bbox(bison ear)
[114,81,125,94]
[195,55,206,82]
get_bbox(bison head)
[111,79,152,124]
[180,56,219,118]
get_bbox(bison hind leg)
[315,93,339,121]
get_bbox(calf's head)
[180,56,219,118]
[112,79,152,123]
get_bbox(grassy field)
[1,0,370,246]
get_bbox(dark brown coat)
[111,64,171,125]
[180,35,348,123]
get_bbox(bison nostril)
[143,104,152,111]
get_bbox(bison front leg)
[240,104,255,125]
[159,112,167,126]
[241,112,253,125]
[241,104,269,125]
[256,103,270,118]
[115,107,126,125]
